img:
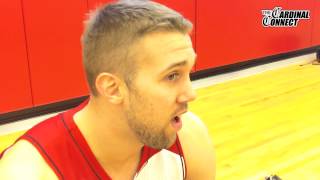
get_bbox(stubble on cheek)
[126,114,171,149]
[125,88,176,149]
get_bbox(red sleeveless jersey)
[1,101,187,180]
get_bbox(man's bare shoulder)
[0,140,57,180]
[178,112,216,180]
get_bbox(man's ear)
[95,73,124,104]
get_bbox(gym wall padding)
[0,0,33,114]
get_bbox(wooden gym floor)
[190,62,320,179]
[1,59,320,179]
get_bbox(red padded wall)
[227,1,290,63]
[196,0,292,71]
[0,0,33,113]
[196,0,317,71]
[22,0,89,106]
[311,0,320,46]
[195,1,233,70]
[286,0,314,51]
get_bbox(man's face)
[124,31,197,149]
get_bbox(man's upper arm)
[0,140,57,180]
[179,112,216,180]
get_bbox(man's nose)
[177,80,197,103]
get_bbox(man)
[312,49,320,65]
[0,0,215,179]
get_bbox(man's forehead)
[133,31,195,65]
[142,31,193,50]
[159,55,197,74]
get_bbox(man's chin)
[141,131,177,149]
[165,133,177,149]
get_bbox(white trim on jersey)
[134,149,185,180]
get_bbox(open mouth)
[174,116,180,122]
[171,115,182,131]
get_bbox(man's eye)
[167,72,180,81]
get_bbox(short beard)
[124,88,172,149]
[125,108,171,149]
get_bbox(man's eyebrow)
[161,60,188,74]
[161,54,197,74]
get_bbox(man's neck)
[73,100,143,177]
